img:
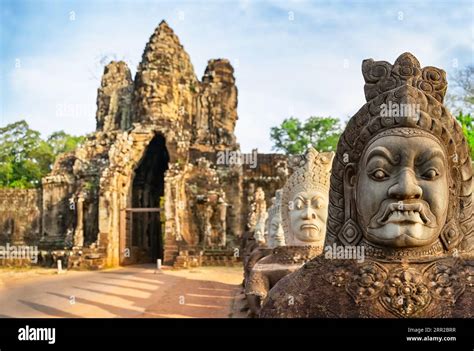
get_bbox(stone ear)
[338,163,363,246]
[343,163,357,211]
[344,163,357,188]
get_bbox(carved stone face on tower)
[281,148,334,246]
[327,52,473,255]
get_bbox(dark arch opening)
[130,133,169,263]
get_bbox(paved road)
[0,265,243,318]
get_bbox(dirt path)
[0,265,244,318]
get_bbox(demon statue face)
[330,53,473,258]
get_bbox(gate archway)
[119,134,169,265]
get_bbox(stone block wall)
[0,189,42,245]
[242,153,288,228]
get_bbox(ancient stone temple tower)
[0,21,287,268]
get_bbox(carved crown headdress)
[363,52,447,103]
[326,53,473,254]
[281,147,335,244]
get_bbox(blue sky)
[1,0,472,152]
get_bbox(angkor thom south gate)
[0,21,288,269]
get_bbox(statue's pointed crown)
[285,147,334,193]
[282,147,335,245]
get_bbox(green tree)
[447,65,474,156]
[47,131,85,156]
[0,120,85,188]
[270,116,342,155]
[456,112,474,156]
[0,121,42,188]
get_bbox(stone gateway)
[0,21,288,269]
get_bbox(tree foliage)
[456,112,474,156]
[0,120,85,188]
[447,65,474,114]
[447,65,474,156]
[270,116,342,155]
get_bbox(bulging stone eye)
[422,169,438,179]
[294,199,303,210]
[372,169,388,180]
[312,198,323,209]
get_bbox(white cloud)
[1,0,472,154]
[6,55,98,136]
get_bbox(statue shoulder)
[259,256,327,318]
[245,267,270,297]
[248,247,272,265]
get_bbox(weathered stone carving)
[253,187,267,245]
[240,189,286,315]
[196,59,238,147]
[217,191,228,247]
[282,148,333,246]
[241,187,269,287]
[245,147,334,316]
[241,190,285,297]
[23,21,241,267]
[1,20,288,270]
[247,203,257,232]
[0,189,41,246]
[96,61,133,131]
[267,190,285,249]
[203,204,214,247]
[195,191,228,248]
[261,53,473,318]
[132,21,198,127]
[184,158,230,249]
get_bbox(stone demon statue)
[261,53,473,318]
